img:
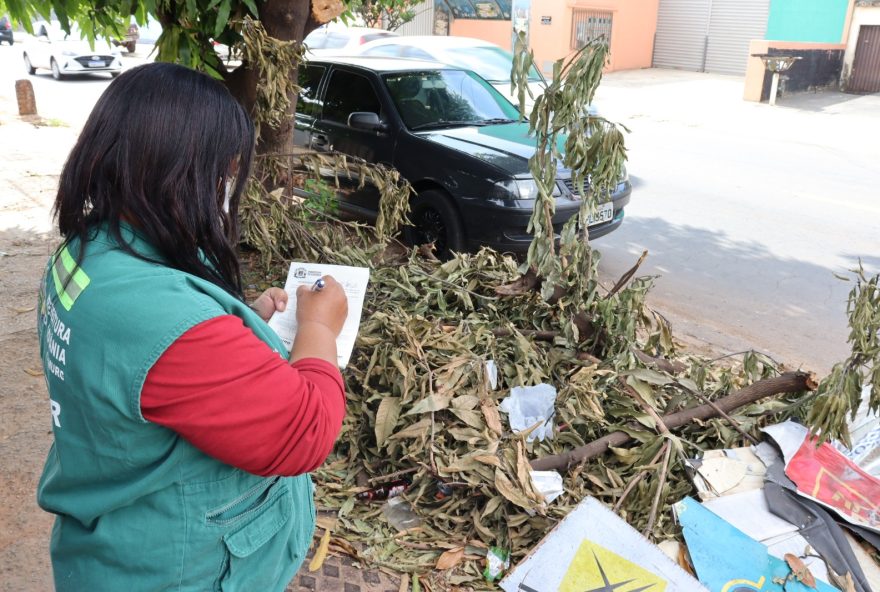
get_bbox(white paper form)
[267,262,370,368]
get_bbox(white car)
[23,21,123,80]
[354,36,546,112]
[304,24,398,56]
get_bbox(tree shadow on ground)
[596,214,865,373]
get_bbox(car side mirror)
[348,111,388,133]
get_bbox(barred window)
[571,9,613,50]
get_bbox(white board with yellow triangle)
[500,497,707,592]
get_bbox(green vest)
[37,224,315,592]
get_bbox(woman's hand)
[251,287,288,322]
[295,276,348,336]
[290,276,348,365]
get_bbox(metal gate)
[850,25,880,93]
[653,0,769,75]
[653,0,710,72]
[571,9,613,50]
[705,0,769,75]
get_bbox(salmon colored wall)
[449,19,513,50]
[450,0,658,73]
[559,0,659,72]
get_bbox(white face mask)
[223,178,234,213]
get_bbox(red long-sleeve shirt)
[141,315,346,476]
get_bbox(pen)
[311,278,325,292]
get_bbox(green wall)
[766,0,849,43]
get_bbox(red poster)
[782,430,880,531]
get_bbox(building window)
[571,9,613,50]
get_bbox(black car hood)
[418,123,540,177]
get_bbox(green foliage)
[303,178,339,217]
[805,263,880,445]
[344,0,417,31]
[510,32,627,304]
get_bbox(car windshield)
[384,69,521,130]
[42,22,82,41]
[437,46,543,83]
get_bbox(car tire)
[404,189,466,259]
[50,59,64,81]
[23,53,36,75]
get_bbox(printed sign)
[501,497,705,592]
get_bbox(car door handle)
[311,134,331,150]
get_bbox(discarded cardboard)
[702,489,831,585]
[689,446,767,500]
[676,496,839,592]
[500,497,707,592]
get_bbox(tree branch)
[530,371,817,472]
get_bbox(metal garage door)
[653,0,710,72]
[653,0,769,75]
[705,0,769,75]
[850,25,880,93]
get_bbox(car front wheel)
[23,53,36,75]
[404,189,466,259]
[50,58,64,81]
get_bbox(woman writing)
[37,62,348,591]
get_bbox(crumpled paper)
[499,383,557,442]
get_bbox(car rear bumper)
[464,180,632,254]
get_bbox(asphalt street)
[593,69,880,375]
[2,42,877,376]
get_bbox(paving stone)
[286,555,399,592]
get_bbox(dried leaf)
[435,547,465,570]
[308,528,332,572]
[375,397,401,448]
[389,418,432,440]
[494,468,534,510]
[784,553,817,588]
[398,573,410,592]
[406,392,453,415]
[480,399,504,436]
[24,368,43,377]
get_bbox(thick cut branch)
[530,371,817,472]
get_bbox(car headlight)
[510,179,561,200]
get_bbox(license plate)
[88,60,105,68]
[587,201,614,226]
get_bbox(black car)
[295,56,631,255]
[0,16,13,45]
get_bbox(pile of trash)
[502,414,880,592]
[258,242,879,590]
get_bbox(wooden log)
[15,80,37,116]
[530,371,817,472]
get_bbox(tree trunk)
[224,0,323,155]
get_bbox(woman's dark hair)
[55,62,255,297]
